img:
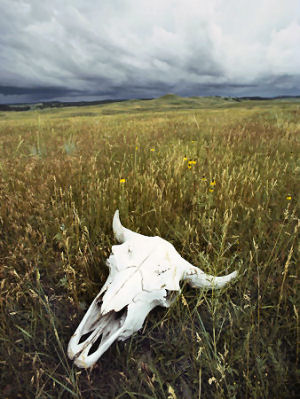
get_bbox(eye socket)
[165,290,177,303]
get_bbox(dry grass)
[0,100,299,398]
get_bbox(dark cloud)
[0,86,70,96]
[0,0,299,103]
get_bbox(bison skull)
[68,210,237,368]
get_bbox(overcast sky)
[0,0,300,103]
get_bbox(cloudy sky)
[0,0,300,104]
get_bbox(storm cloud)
[0,0,299,103]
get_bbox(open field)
[0,96,299,398]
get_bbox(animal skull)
[68,210,237,368]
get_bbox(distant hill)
[0,98,130,112]
[0,93,299,112]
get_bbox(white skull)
[68,210,237,368]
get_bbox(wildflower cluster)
[183,155,216,192]
[209,178,216,192]
[188,160,197,169]
[184,158,197,169]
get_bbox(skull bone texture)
[68,210,237,368]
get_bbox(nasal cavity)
[78,330,94,344]
[97,293,104,307]
[88,334,103,356]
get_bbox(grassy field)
[0,96,299,398]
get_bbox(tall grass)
[0,101,299,398]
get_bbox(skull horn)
[113,210,144,243]
[67,210,238,368]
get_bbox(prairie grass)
[0,98,299,398]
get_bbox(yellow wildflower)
[286,195,292,200]
[119,178,126,183]
[188,160,197,166]
[150,148,155,152]
[208,377,217,385]
[181,294,188,307]
[209,188,214,192]
[210,179,216,186]
[135,146,138,150]
[167,384,177,399]
[183,155,188,161]
[201,176,207,181]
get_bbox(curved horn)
[179,256,237,289]
[113,210,145,243]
